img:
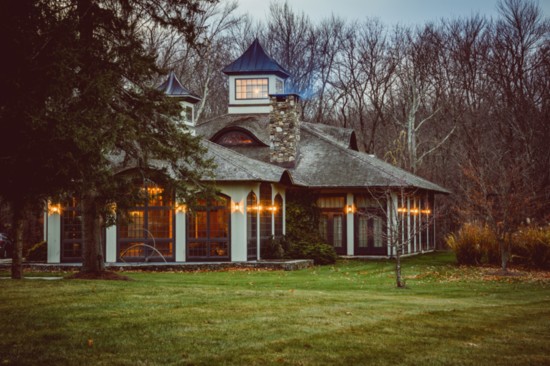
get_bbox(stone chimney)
[269,94,300,167]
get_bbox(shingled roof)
[158,71,201,103]
[222,39,290,79]
[201,140,293,184]
[196,115,449,194]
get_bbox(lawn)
[1,252,549,366]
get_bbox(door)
[354,211,386,255]
[320,212,346,255]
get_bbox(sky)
[235,0,550,26]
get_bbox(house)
[44,39,448,264]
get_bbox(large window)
[317,196,346,254]
[187,196,230,261]
[247,191,258,260]
[355,195,386,255]
[260,183,273,248]
[118,184,174,261]
[61,197,82,262]
[274,194,283,237]
[236,78,268,99]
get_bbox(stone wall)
[269,94,300,167]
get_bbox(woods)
[0,0,548,274]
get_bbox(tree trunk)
[11,203,25,279]
[81,194,105,273]
[396,244,404,288]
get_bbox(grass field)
[1,252,549,366]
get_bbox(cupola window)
[236,78,268,99]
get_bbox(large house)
[45,39,448,264]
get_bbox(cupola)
[158,71,201,133]
[223,39,290,114]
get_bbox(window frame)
[235,78,269,100]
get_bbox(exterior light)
[232,201,243,213]
[346,205,354,214]
[175,203,187,213]
[421,209,432,215]
[397,207,407,214]
[48,203,62,215]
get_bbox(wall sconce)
[421,209,432,215]
[346,205,354,214]
[48,203,62,215]
[397,207,407,214]
[174,203,187,213]
[232,201,243,213]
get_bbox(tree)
[0,0,216,277]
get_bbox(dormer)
[222,39,290,114]
[158,71,201,133]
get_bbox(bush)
[261,236,285,260]
[26,241,47,262]
[285,240,337,265]
[446,223,497,265]
[512,226,550,270]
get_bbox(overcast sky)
[235,0,550,26]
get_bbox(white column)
[175,211,186,262]
[47,211,61,264]
[105,224,117,263]
[346,193,354,256]
[231,195,247,262]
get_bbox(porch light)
[174,203,187,213]
[267,205,278,212]
[421,209,432,215]
[346,205,354,214]
[397,207,407,214]
[232,201,243,213]
[48,203,62,215]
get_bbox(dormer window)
[213,129,263,147]
[236,78,268,100]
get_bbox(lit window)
[214,130,260,146]
[236,78,268,99]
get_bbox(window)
[214,130,259,146]
[182,105,193,123]
[274,194,283,237]
[247,192,258,260]
[61,197,82,261]
[317,195,346,254]
[118,184,174,261]
[355,195,386,255]
[236,78,268,99]
[276,79,284,94]
[187,196,230,261]
[260,183,272,248]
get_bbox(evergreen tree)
[0,0,216,277]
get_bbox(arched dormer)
[211,127,267,147]
[222,39,290,114]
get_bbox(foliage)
[512,226,550,270]
[446,223,498,265]
[285,239,337,265]
[261,236,285,260]
[25,241,47,262]
[447,223,550,270]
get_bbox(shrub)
[285,240,337,265]
[446,223,497,265]
[512,226,550,270]
[26,241,47,262]
[261,236,285,259]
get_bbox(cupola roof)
[222,38,290,79]
[158,71,201,103]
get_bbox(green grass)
[1,252,549,365]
